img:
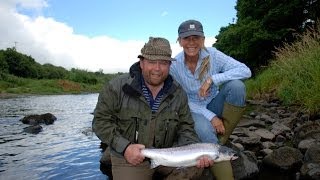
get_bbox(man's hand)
[196,156,214,168]
[124,144,145,166]
[211,116,225,134]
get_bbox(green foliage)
[245,67,281,97]
[215,0,319,73]
[2,48,41,78]
[68,68,98,85]
[246,24,320,114]
[0,51,9,74]
[40,63,68,79]
[0,47,121,94]
[215,19,274,69]
[0,73,29,87]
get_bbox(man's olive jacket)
[92,62,200,156]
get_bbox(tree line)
[0,47,120,85]
[214,0,319,74]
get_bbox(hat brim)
[137,54,175,61]
[179,31,204,38]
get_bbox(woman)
[170,19,252,180]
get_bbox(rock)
[304,144,320,163]
[232,150,259,180]
[271,122,291,136]
[262,146,303,171]
[20,113,56,125]
[293,121,320,147]
[262,141,277,149]
[23,125,42,134]
[40,113,56,125]
[254,128,275,140]
[238,119,266,128]
[300,163,320,179]
[260,148,273,156]
[298,139,318,152]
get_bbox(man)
[92,37,212,180]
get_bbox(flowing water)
[0,94,108,180]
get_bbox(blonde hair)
[198,47,210,82]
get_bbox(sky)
[0,0,237,73]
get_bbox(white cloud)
[0,0,145,73]
[205,36,217,47]
[0,1,217,74]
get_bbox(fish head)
[216,145,238,161]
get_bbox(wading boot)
[210,161,234,180]
[218,102,245,145]
[210,103,245,180]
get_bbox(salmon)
[141,143,238,168]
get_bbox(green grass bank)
[246,24,320,115]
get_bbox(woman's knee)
[222,80,246,106]
[224,80,246,94]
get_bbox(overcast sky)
[0,0,237,73]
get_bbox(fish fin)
[232,155,238,160]
[150,160,159,169]
[176,167,188,170]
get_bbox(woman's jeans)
[191,80,246,143]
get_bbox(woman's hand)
[210,116,225,135]
[199,77,212,97]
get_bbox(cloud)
[0,0,216,74]
[0,0,145,73]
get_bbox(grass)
[0,76,103,95]
[246,23,320,115]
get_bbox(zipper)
[163,119,169,145]
[133,117,139,143]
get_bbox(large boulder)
[20,113,57,125]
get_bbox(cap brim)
[179,31,204,38]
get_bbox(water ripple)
[0,94,108,180]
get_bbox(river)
[0,94,108,180]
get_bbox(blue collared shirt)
[170,47,251,121]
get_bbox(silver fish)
[141,143,238,168]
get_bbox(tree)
[215,20,274,70]
[214,0,319,73]
[3,48,40,78]
[0,50,9,74]
[41,63,68,79]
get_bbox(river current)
[0,94,108,180]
